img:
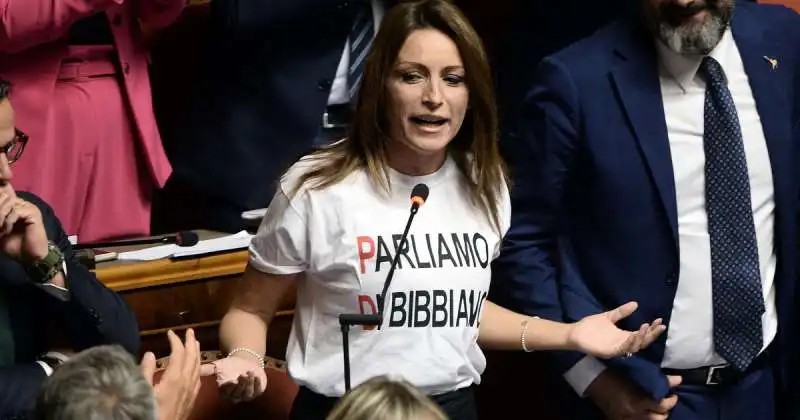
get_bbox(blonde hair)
[326,376,448,420]
[289,0,507,234]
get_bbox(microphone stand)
[377,200,421,320]
[338,314,381,392]
[337,205,417,392]
[338,184,427,392]
[338,204,420,392]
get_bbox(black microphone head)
[410,183,429,207]
[175,231,199,247]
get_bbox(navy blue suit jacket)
[169,0,394,213]
[0,192,139,419]
[492,3,800,401]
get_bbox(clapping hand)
[141,329,202,420]
[568,302,666,359]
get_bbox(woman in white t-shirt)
[206,1,666,419]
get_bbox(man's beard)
[653,2,733,55]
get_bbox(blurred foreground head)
[326,375,448,420]
[34,345,156,420]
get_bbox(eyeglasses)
[3,128,27,164]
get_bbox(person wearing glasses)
[0,80,140,418]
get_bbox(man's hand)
[0,192,48,262]
[141,329,202,420]
[586,370,681,420]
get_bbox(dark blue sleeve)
[21,192,140,357]
[0,364,47,418]
[491,56,589,374]
[491,57,671,399]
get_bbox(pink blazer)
[0,0,184,188]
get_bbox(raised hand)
[568,302,666,359]
[141,329,202,420]
[0,192,49,262]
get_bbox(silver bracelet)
[520,316,539,353]
[228,347,266,369]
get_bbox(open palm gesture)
[568,302,665,359]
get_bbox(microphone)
[378,183,429,320]
[72,231,199,250]
[337,183,429,392]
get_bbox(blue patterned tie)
[348,1,374,101]
[701,56,764,372]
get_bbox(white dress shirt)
[327,0,385,105]
[564,29,778,396]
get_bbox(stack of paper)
[118,231,253,262]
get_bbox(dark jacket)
[0,192,139,419]
[169,0,384,212]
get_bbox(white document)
[117,231,253,262]
[241,208,267,221]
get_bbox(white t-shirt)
[249,154,511,397]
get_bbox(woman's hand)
[568,302,666,359]
[205,354,269,403]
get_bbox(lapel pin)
[763,56,779,70]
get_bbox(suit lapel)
[610,28,678,247]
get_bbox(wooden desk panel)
[138,311,295,361]
[98,250,248,291]
[122,274,240,332]
[93,241,295,359]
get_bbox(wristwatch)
[26,243,65,284]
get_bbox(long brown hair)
[292,0,507,233]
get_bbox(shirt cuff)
[563,355,608,397]
[39,262,70,301]
[36,360,53,376]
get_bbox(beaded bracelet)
[520,316,540,353]
[228,347,266,369]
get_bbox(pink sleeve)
[138,0,184,30]
[0,0,123,53]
